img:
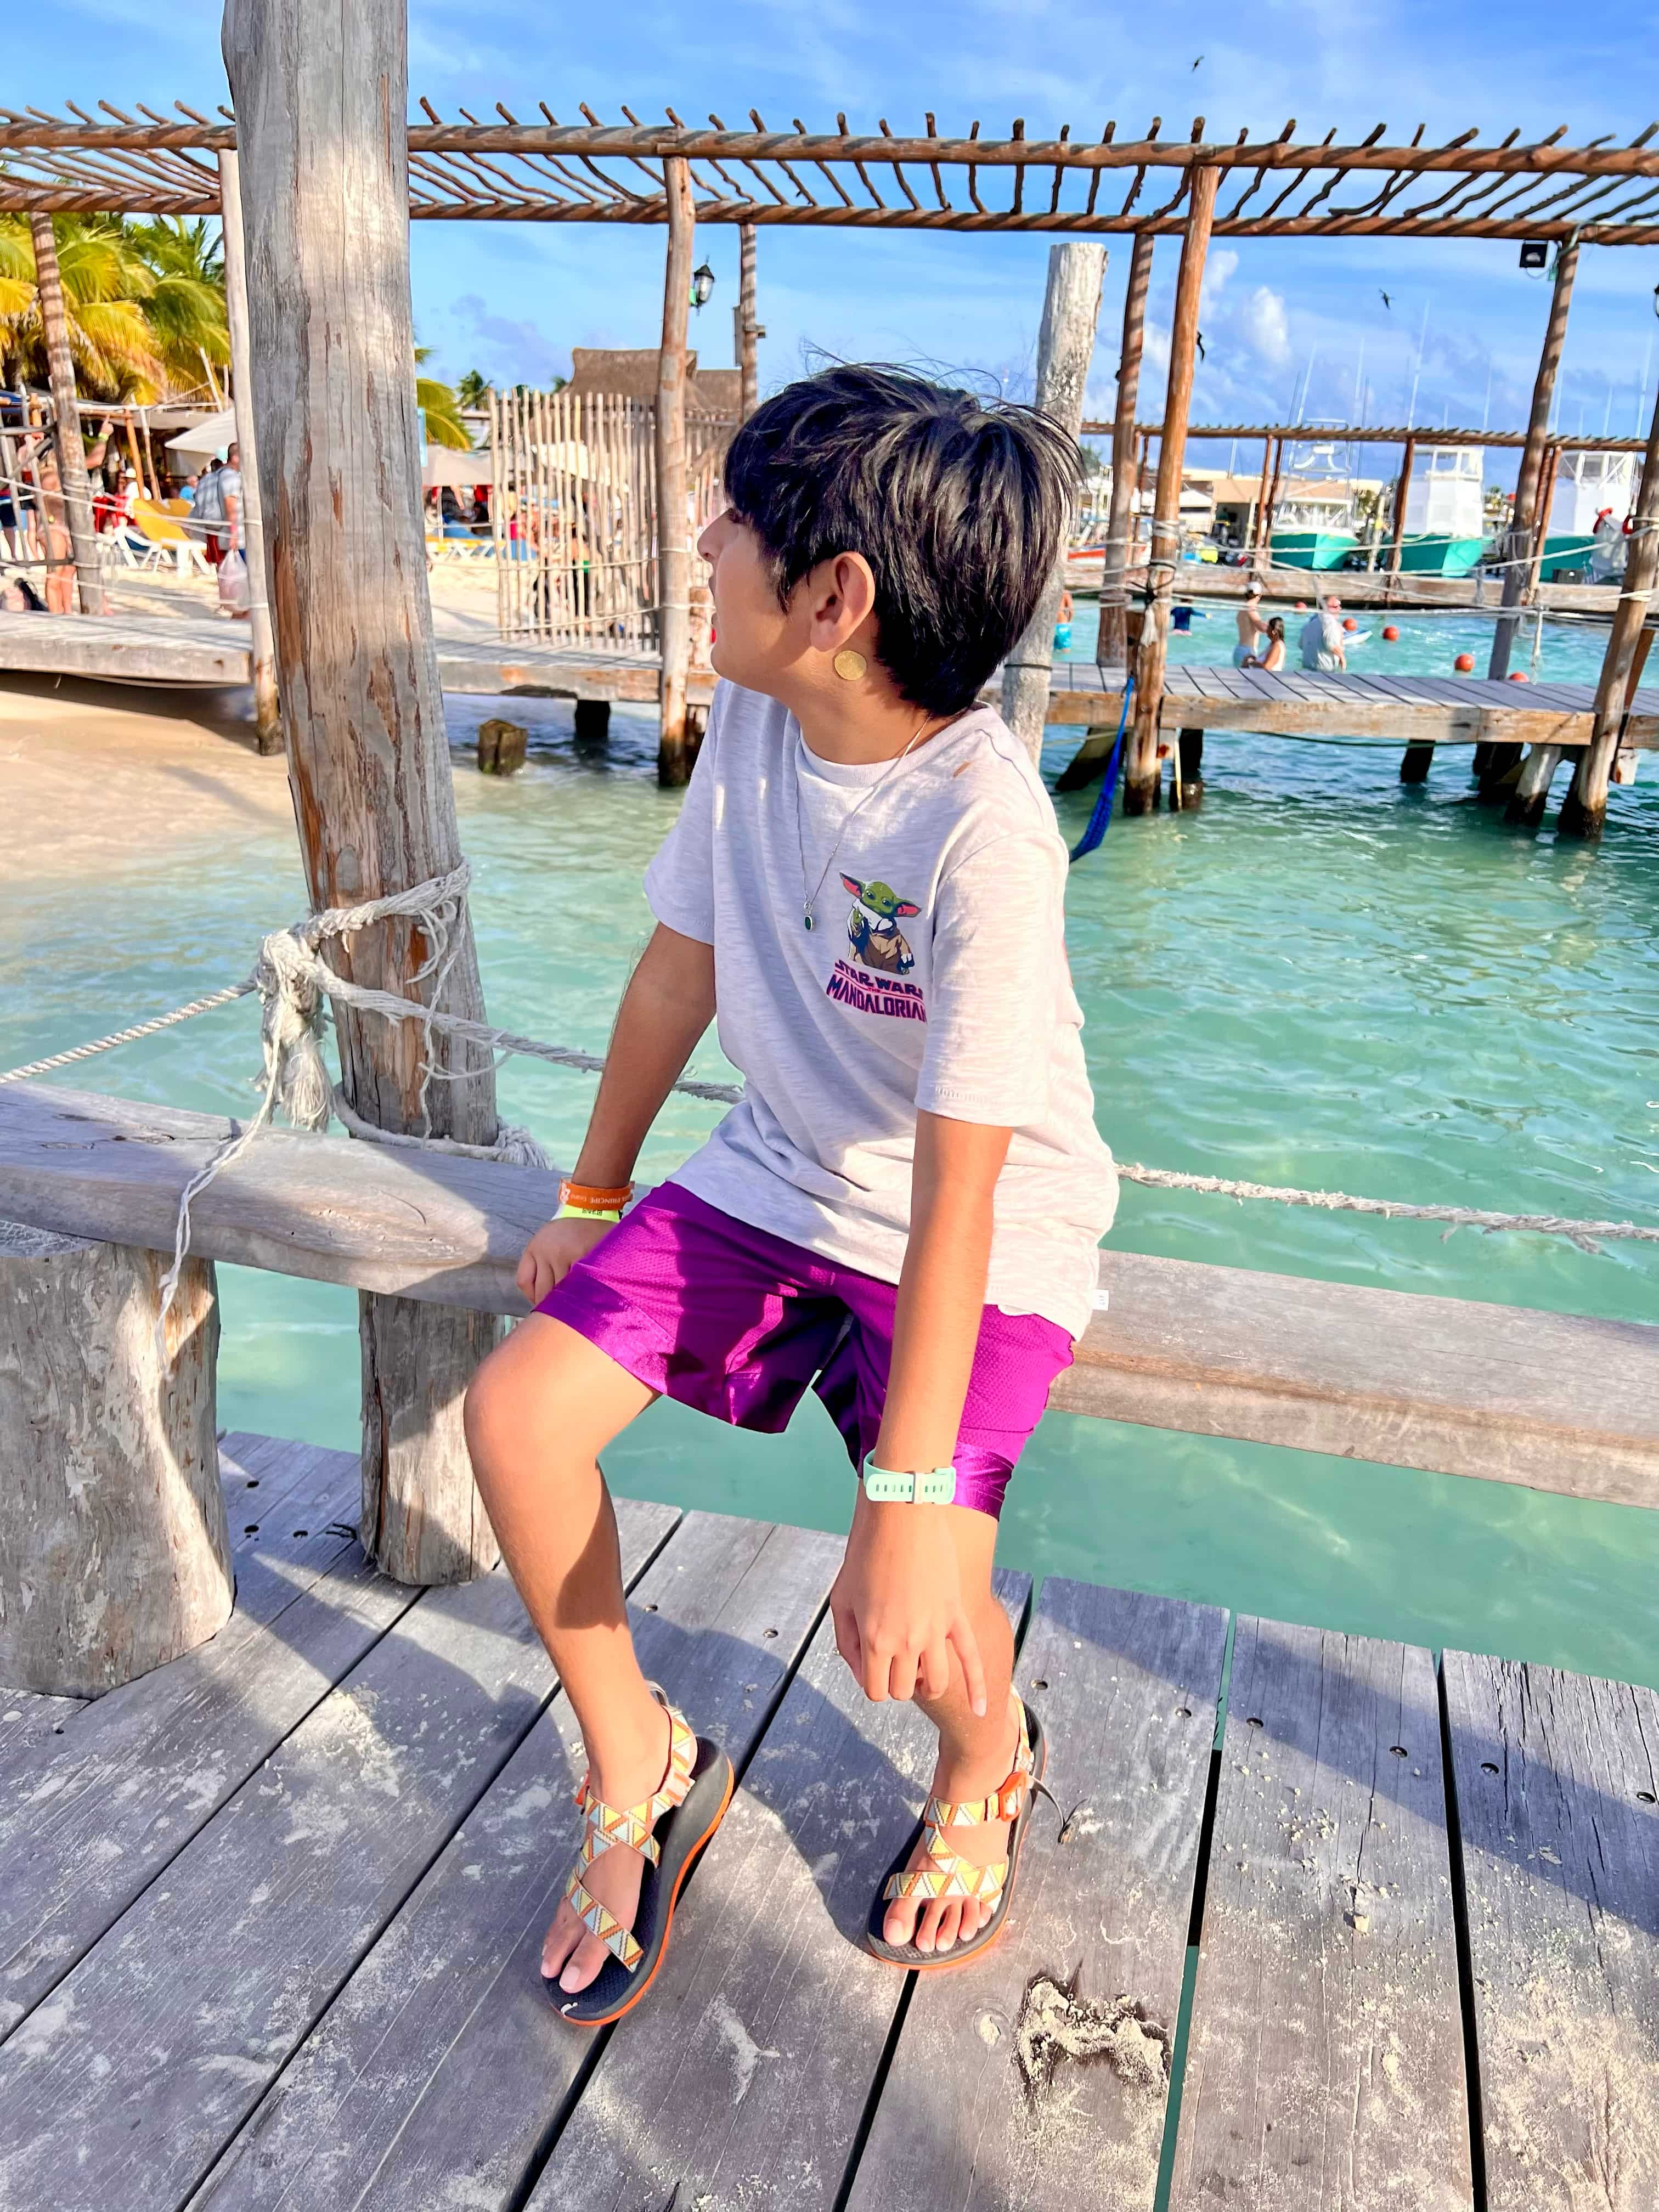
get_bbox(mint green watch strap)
[862,1462,957,1505]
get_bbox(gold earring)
[832,647,867,684]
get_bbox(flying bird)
[1196,330,1206,361]
[1192,54,1204,67]
[1379,289,1392,310]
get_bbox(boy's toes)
[935,1899,966,1952]
[557,1933,610,1996]
[882,1894,922,1949]
[915,1897,949,1955]
[541,1900,583,1982]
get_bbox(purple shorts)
[537,1182,1073,1517]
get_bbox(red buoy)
[1381,624,1399,642]
[1294,600,1306,611]
[1454,652,1475,673]
[1508,670,1530,682]
[1342,617,1358,632]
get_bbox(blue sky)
[15,0,1659,481]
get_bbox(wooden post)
[1386,433,1416,585]
[218,149,281,755]
[1559,386,1659,837]
[224,0,503,1584]
[0,1227,228,1696]
[1503,741,1564,827]
[1001,241,1107,764]
[1125,165,1218,815]
[1489,240,1577,682]
[735,221,761,421]
[1250,434,1273,560]
[122,410,149,501]
[656,157,696,785]
[1098,232,1153,669]
[1527,441,1561,592]
[29,214,105,615]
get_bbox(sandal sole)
[864,1702,1047,1972]
[546,1740,735,2029]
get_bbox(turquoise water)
[5,616,1657,1688]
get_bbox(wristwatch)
[862,1462,957,1505]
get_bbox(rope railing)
[4,869,1656,1302]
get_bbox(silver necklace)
[793,720,931,934]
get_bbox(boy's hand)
[830,1495,987,1716]
[516,1215,614,1307]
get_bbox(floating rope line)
[4,866,1655,1341]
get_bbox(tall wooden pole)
[224,0,503,1585]
[1125,165,1218,814]
[1386,433,1416,584]
[218,149,280,755]
[1488,240,1577,682]
[1250,434,1272,558]
[736,221,760,421]
[656,157,695,784]
[1559,387,1659,837]
[1098,232,1153,669]
[1002,241,1107,764]
[28,214,105,615]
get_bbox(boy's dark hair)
[723,364,1082,716]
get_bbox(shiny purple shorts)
[537,1182,1073,1517]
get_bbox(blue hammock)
[1068,676,1134,862]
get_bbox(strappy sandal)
[866,1695,1046,1970]
[547,1684,734,2027]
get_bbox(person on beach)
[1300,592,1346,673]
[464,364,1118,2027]
[1243,614,1286,672]
[1233,584,1268,667]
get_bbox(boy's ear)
[839,873,865,897]
[894,901,921,917]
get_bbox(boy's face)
[697,507,802,694]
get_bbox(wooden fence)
[488,387,733,653]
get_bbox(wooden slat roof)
[5,103,1659,241]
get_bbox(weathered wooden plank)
[527,1571,1031,2212]
[1169,1620,1472,2212]
[1443,1652,1659,2212]
[1056,1251,1659,1509]
[0,1499,679,2209]
[849,1580,1227,2212]
[189,1510,837,2212]
[0,1439,388,2037]
[0,1688,86,1756]
[7,1090,1657,1505]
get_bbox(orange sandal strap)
[563,1690,697,1973]
[881,1701,1032,1908]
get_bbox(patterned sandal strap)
[921,1700,1034,1830]
[564,1866,645,1971]
[575,1699,699,1876]
[883,1832,1009,1906]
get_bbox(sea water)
[5,606,1656,1686]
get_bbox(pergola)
[3,100,1656,817]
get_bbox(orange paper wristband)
[560,1179,634,1212]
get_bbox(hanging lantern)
[691,262,716,312]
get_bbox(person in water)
[1233,584,1268,667]
[1053,584,1074,654]
[1300,593,1347,673]
[1243,614,1286,672]
[464,365,1118,2025]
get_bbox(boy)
[465,365,1117,2026]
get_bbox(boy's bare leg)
[464,1313,667,1994]
[879,1504,1022,1956]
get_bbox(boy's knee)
[462,1336,525,1468]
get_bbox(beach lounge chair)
[125,499,212,578]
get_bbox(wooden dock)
[1048,661,1659,748]
[0,610,718,710]
[1064,551,1632,618]
[0,1426,1652,2211]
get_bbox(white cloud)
[1239,285,1291,366]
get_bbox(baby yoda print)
[840,874,921,975]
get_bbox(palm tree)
[414,347,472,450]
[128,219,230,397]
[0,214,160,398]
[455,369,490,409]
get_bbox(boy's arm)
[516,922,715,1304]
[829,1108,1010,1719]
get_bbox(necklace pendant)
[803,906,815,933]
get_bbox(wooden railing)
[5,1081,1656,1512]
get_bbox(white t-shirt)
[1300,609,1344,668]
[644,681,1118,1338]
